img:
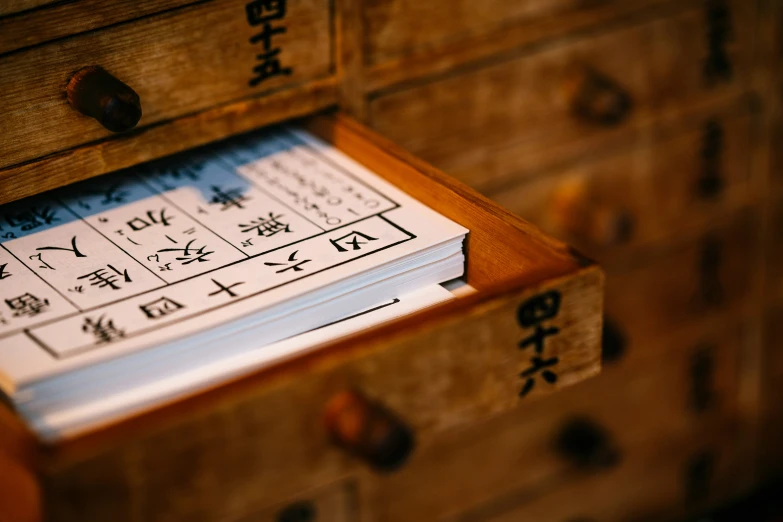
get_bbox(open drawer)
[0,115,603,522]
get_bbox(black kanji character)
[245,0,286,25]
[249,49,293,87]
[77,264,132,290]
[330,231,379,253]
[0,263,11,280]
[209,186,250,211]
[239,212,292,237]
[36,236,86,258]
[519,356,560,397]
[139,297,184,319]
[157,239,214,265]
[6,206,59,232]
[127,209,174,231]
[208,278,246,298]
[264,250,310,273]
[82,315,125,344]
[5,293,49,317]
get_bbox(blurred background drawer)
[0,1,202,55]
[367,0,755,192]
[446,418,745,522]
[603,210,759,347]
[362,0,671,66]
[491,103,755,258]
[367,322,744,522]
[0,0,332,171]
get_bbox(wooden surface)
[0,0,200,55]
[491,103,754,258]
[366,318,745,522]
[0,0,332,171]
[361,0,670,66]
[446,418,744,522]
[367,0,755,192]
[0,78,339,206]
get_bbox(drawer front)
[0,0,332,171]
[446,419,744,522]
[368,0,755,191]
[603,210,759,350]
[42,267,602,522]
[492,106,754,258]
[368,322,745,522]
[362,0,669,66]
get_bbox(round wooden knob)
[324,390,415,472]
[551,181,635,248]
[276,501,316,522]
[66,66,142,132]
[601,317,628,364]
[555,417,620,470]
[563,66,633,127]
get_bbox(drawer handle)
[601,317,627,364]
[566,66,633,127]
[555,417,621,470]
[66,66,142,133]
[684,451,716,504]
[276,501,317,522]
[552,181,635,247]
[323,390,415,472]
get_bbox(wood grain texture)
[0,0,54,18]
[29,268,601,522]
[491,103,755,260]
[0,0,200,55]
[363,0,676,79]
[603,209,760,346]
[0,78,339,207]
[446,418,745,522]
[368,0,756,191]
[0,0,333,171]
[367,318,745,522]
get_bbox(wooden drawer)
[0,0,333,172]
[366,319,745,522]
[445,418,745,522]
[0,116,603,522]
[0,1,202,55]
[491,103,755,259]
[362,0,670,66]
[603,209,759,352]
[368,0,755,192]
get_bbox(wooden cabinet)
[0,0,776,521]
[367,0,755,192]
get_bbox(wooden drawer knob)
[66,66,142,132]
[601,317,627,364]
[552,181,635,247]
[555,417,620,470]
[324,390,414,472]
[564,66,633,127]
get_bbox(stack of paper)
[0,128,467,440]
